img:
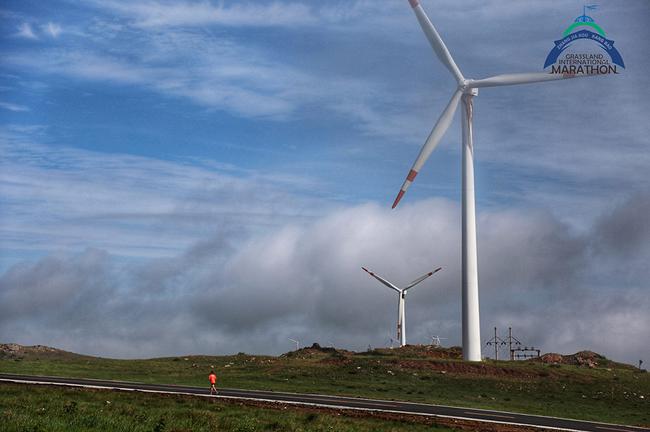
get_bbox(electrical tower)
[486,327,506,360]
[505,327,522,360]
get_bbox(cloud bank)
[1,194,648,365]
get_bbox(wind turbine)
[393,0,595,361]
[288,338,300,351]
[430,335,447,347]
[363,266,442,347]
[385,334,397,349]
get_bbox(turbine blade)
[468,72,592,88]
[362,267,401,293]
[392,90,461,208]
[404,267,442,291]
[407,0,464,83]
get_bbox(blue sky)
[1,1,649,363]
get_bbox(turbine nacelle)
[459,81,479,96]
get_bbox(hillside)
[1,343,648,427]
[1,343,89,361]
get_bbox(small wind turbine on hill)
[393,0,597,361]
[363,266,441,347]
[288,338,300,351]
[430,335,447,347]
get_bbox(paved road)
[1,373,647,432]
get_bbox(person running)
[208,370,218,395]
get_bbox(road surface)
[0,373,647,432]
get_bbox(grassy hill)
[1,343,648,427]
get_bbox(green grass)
[0,383,454,432]
[1,345,648,427]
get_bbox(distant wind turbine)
[363,266,442,347]
[288,338,300,351]
[430,335,447,347]
[385,333,397,349]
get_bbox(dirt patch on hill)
[0,343,82,360]
[283,343,355,361]
[397,345,464,359]
[366,345,463,360]
[539,351,603,368]
[535,350,635,370]
[394,359,539,378]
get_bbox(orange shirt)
[209,373,217,384]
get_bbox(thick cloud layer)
[2,196,648,364]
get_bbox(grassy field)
[0,383,455,432]
[1,344,648,427]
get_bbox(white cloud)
[87,0,317,28]
[0,102,29,112]
[85,0,572,31]
[2,30,398,125]
[16,22,38,39]
[44,22,62,38]
[0,128,331,264]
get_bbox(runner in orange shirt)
[208,370,218,395]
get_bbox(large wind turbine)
[394,0,594,361]
[363,266,442,347]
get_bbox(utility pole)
[486,327,506,360]
[505,327,522,360]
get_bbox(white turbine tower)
[394,0,596,361]
[363,266,442,347]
